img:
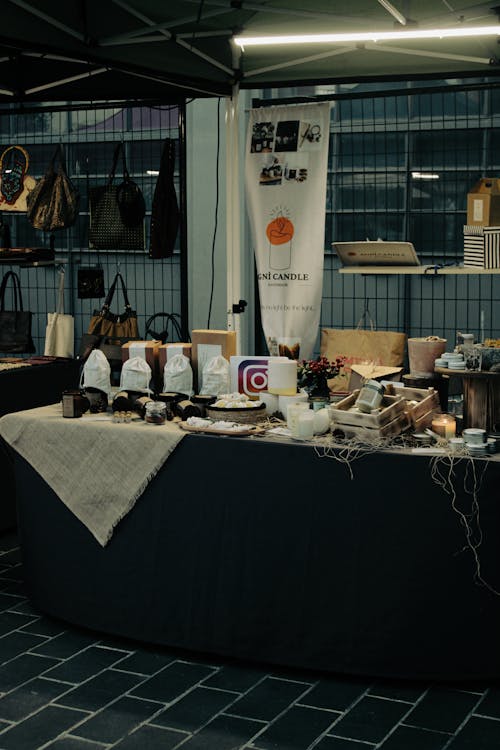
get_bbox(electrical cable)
[206,97,221,329]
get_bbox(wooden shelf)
[338,265,500,275]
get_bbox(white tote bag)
[44,269,74,358]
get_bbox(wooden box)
[333,411,410,441]
[385,383,441,429]
[329,390,407,429]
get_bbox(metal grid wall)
[0,104,183,356]
[319,80,500,343]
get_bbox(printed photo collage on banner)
[245,104,331,360]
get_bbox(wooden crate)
[333,411,411,441]
[329,390,407,429]
[385,384,441,428]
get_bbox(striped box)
[463,225,500,269]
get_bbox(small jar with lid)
[355,379,385,413]
[145,401,167,425]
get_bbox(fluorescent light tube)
[411,171,440,180]
[234,25,500,47]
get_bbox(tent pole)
[225,83,241,352]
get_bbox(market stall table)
[3,404,500,680]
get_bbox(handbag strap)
[49,143,68,175]
[108,142,129,185]
[0,271,23,312]
[356,300,376,331]
[56,269,65,315]
[102,272,132,312]
[144,312,184,343]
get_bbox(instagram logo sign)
[238,359,270,395]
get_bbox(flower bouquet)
[297,356,345,397]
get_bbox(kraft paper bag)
[320,323,406,392]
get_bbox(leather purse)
[79,272,140,361]
[0,271,35,353]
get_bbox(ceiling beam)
[25,67,108,95]
[364,42,494,65]
[377,0,407,26]
[243,46,356,78]
[4,0,86,42]
[181,0,372,25]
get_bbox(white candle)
[287,402,310,437]
[267,359,297,396]
[297,410,314,439]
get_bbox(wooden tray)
[178,422,266,437]
[329,391,406,429]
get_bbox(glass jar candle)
[431,413,456,439]
[297,410,314,439]
[287,402,310,437]
[145,401,167,425]
[355,380,385,414]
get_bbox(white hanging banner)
[245,102,330,360]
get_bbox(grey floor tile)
[19,616,68,638]
[228,676,311,722]
[378,725,450,749]
[71,695,162,744]
[446,715,500,749]
[111,723,188,749]
[0,631,47,662]
[31,630,101,659]
[315,738,375,749]
[0,612,36,636]
[331,696,410,744]
[0,704,87,750]
[404,688,480,734]
[43,646,128,684]
[130,660,215,703]
[298,679,370,711]
[369,681,427,703]
[0,676,71,721]
[55,668,143,711]
[152,686,237,731]
[45,739,107,749]
[254,704,339,750]
[204,664,267,693]
[473,687,500,719]
[175,713,263,750]
[115,648,174,676]
[0,653,60,693]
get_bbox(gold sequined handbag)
[26,144,80,231]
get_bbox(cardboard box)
[463,225,500,269]
[348,364,403,392]
[466,179,500,226]
[121,340,161,386]
[191,329,237,391]
[229,355,288,396]
[158,343,192,373]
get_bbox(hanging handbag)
[88,143,145,251]
[0,271,35,353]
[26,143,80,231]
[149,138,179,259]
[79,272,140,361]
[44,269,74,358]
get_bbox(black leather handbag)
[0,271,35,353]
[88,143,145,251]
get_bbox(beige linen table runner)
[0,404,185,546]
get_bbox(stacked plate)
[463,427,488,455]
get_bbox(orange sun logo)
[266,215,294,245]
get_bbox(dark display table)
[12,430,500,680]
[0,358,79,530]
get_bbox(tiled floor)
[0,531,498,750]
